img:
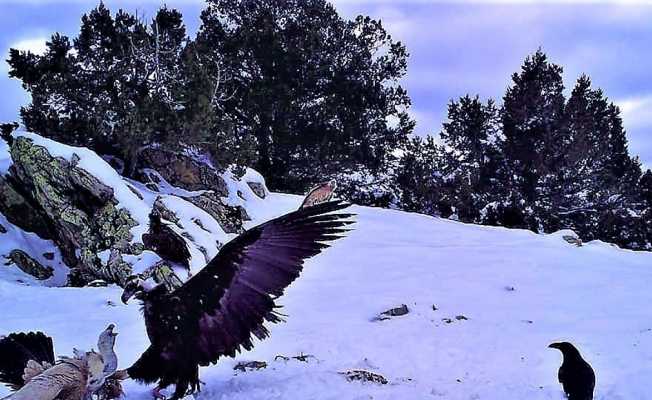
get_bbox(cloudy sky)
[1,0,651,165]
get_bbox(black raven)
[120,200,354,400]
[549,342,595,400]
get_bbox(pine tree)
[7,4,253,177]
[500,49,566,229]
[393,136,448,215]
[439,95,500,221]
[197,0,414,191]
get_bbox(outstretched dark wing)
[0,332,55,390]
[170,199,353,366]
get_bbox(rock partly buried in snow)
[0,175,53,239]
[233,361,267,372]
[138,147,228,196]
[8,136,138,285]
[563,235,583,247]
[184,192,248,234]
[339,370,388,385]
[143,261,184,292]
[374,304,410,321]
[551,229,583,247]
[7,249,54,280]
[247,182,266,199]
[152,197,183,227]
[442,315,469,324]
[0,130,264,288]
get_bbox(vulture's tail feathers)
[0,332,55,390]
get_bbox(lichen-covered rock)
[7,249,54,280]
[152,197,183,228]
[0,176,52,239]
[138,148,228,196]
[0,131,256,289]
[184,192,248,234]
[8,136,138,285]
[134,260,184,292]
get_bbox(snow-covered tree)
[197,0,414,192]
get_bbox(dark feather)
[128,200,353,398]
[0,332,55,390]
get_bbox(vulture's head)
[548,342,582,359]
[121,277,164,304]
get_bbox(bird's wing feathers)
[0,332,55,390]
[169,199,354,365]
[21,360,51,384]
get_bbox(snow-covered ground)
[2,193,652,399]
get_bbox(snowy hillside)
[2,191,651,399]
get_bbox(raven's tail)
[0,332,55,390]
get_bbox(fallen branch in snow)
[274,353,317,363]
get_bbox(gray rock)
[0,136,251,289]
[0,176,53,239]
[142,261,184,292]
[233,361,267,372]
[339,369,388,385]
[7,249,54,280]
[184,192,248,234]
[138,148,228,196]
[152,197,182,227]
[247,182,266,199]
[563,235,583,247]
[374,304,409,321]
[8,137,137,285]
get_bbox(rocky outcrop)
[6,250,54,280]
[138,148,228,196]
[0,131,267,288]
[0,176,52,239]
[184,192,248,234]
[8,137,139,285]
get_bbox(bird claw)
[152,387,166,400]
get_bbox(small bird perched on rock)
[142,212,191,270]
[549,342,595,400]
[0,325,120,400]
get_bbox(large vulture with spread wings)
[120,200,354,399]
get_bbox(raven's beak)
[548,343,560,349]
